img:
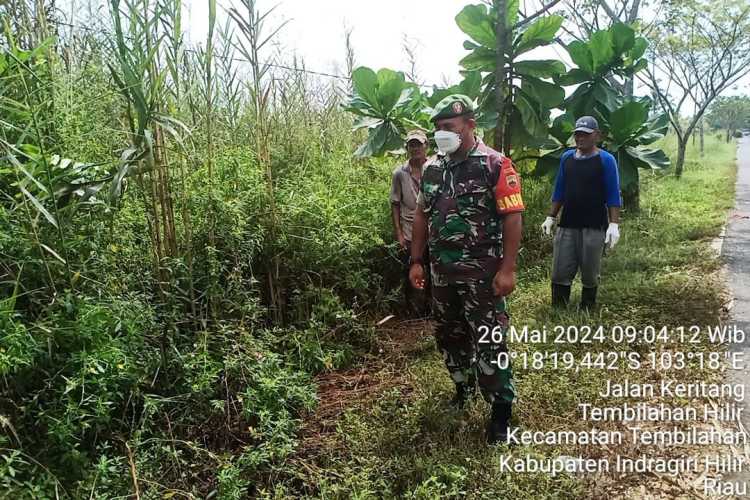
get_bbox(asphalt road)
[725,137,750,340]
[723,136,750,493]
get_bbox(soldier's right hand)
[541,216,555,236]
[409,263,425,290]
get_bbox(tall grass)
[0,0,396,497]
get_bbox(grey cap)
[405,129,428,144]
[574,115,599,133]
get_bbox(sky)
[184,0,574,89]
[59,0,748,110]
[180,0,750,105]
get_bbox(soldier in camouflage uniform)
[409,95,524,444]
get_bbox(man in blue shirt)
[541,116,621,309]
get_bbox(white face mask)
[434,130,462,155]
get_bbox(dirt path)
[294,319,434,459]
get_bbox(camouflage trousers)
[432,277,516,405]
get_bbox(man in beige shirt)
[391,129,430,315]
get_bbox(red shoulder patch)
[495,157,525,214]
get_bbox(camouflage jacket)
[417,139,524,283]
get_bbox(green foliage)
[343,67,427,157]
[536,99,669,196]
[0,296,156,496]
[342,5,661,180]
[425,71,482,107]
[532,22,669,198]
[0,34,57,147]
[0,449,61,499]
[0,315,39,377]
[7,298,157,450]
[707,95,750,140]
[1,8,393,497]
[606,101,670,192]
[455,3,566,148]
[515,16,564,55]
[0,3,397,500]
[4,148,107,224]
[0,293,322,497]
[558,22,648,117]
[455,4,497,48]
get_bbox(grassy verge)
[270,134,738,499]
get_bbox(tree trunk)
[675,137,687,178]
[493,0,509,153]
[622,184,640,212]
[699,119,704,157]
[620,147,640,211]
[503,67,513,151]
[624,77,634,98]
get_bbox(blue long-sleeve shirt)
[552,148,621,229]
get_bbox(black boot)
[580,286,598,310]
[551,283,571,308]
[487,401,512,445]
[449,377,476,409]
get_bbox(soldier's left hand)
[492,269,516,297]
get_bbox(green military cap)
[430,94,475,122]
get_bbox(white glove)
[541,216,555,236]
[605,222,620,249]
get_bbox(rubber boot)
[551,283,571,308]
[486,401,513,445]
[449,376,476,410]
[580,286,598,311]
